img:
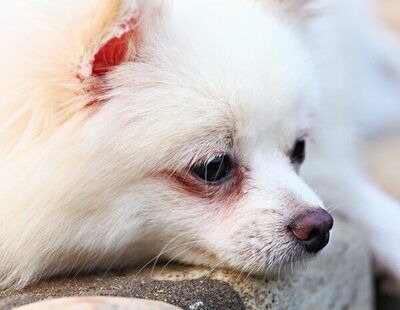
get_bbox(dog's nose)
[288,208,333,254]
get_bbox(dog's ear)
[90,2,139,78]
[79,0,163,80]
[0,0,165,157]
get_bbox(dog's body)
[0,0,399,289]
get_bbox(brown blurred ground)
[379,0,400,35]
[371,0,400,199]
[364,132,400,199]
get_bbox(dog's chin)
[233,247,314,279]
[172,242,314,279]
[249,252,314,280]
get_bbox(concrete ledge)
[0,218,373,310]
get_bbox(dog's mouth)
[233,209,333,276]
[158,209,333,278]
[231,237,331,278]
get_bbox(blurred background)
[367,0,400,309]
[366,0,400,200]
[379,0,400,34]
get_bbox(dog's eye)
[190,155,233,184]
[290,139,306,166]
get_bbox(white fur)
[0,0,399,289]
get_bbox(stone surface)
[0,274,245,310]
[0,218,372,310]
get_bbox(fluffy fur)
[0,0,399,289]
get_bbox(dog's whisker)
[158,241,203,276]
[132,232,190,281]
[206,260,226,277]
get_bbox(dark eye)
[190,155,233,184]
[290,139,306,166]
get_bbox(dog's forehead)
[161,0,319,141]
[110,0,319,156]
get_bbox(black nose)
[288,208,334,253]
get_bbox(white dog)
[0,0,399,289]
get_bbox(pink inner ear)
[92,19,137,77]
[92,33,129,76]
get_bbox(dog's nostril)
[308,228,319,240]
[288,208,334,254]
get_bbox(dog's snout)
[288,208,334,254]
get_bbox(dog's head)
[83,0,333,274]
[3,0,332,279]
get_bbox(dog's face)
[0,0,332,284]
[74,0,333,275]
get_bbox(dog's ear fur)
[0,0,163,158]
[275,0,313,13]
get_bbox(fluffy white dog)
[0,0,399,289]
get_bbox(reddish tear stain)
[161,165,247,203]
